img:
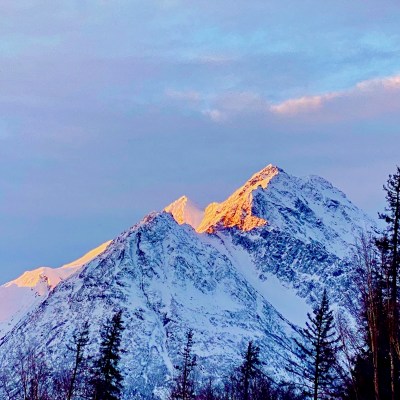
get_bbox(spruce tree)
[239,341,261,400]
[170,329,197,400]
[292,290,340,399]
[66,320,90,400]
[91,311,125,400]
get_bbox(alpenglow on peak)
[164,163,373,254]
[196,164,280,233]
[164,195,204,230]
[165,164,281,233]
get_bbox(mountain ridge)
[0,240,111,337]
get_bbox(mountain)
[168,165,372,255]
[166,164,374,305]
[0,241,111,337]
[0,164,375,398]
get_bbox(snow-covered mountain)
[169,165,372,256]
[0,164,375,398]
[0,241,111,337]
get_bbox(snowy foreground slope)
[0,165,375,398]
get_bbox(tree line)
[171,289,339,400]
[340,166,400,400]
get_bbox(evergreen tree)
[171,329,197,400]
[291,290,340,399]
[239,341,261,400]
[66,320,90,400]
[91,311,125,400]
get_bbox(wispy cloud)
[202,109,227,122]
[199,74,400,122]
[271,74,400,116]
[270,94,336,115]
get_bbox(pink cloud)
[270,94,337,115]
[270,74,400,117]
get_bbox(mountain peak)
[164,164,283,233]
[164,195,204,230]
[246,164,281,187]
[196,164,281,233]
[235,164,282,197]
[164,163,373,255]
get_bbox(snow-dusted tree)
[170,329,197,400]
[91,311,125,400]
[292,290,340,399]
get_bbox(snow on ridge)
[196,164,279,233]
[165,163,374,255]
[3,240,112,290]
[0,240,111,338]
[61,240,112,269]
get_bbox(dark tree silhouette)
[291,289,340,399]
[91,311,125,400]
[66,320,90,400]
[171,329,197,400]
[239,341,261,400]
[378,166,400,400]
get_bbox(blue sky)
[1,0,400,281]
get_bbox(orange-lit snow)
[61,240,111,269]
[196,164,279,233]
[0,240,111,336]
[165,165,279,233]
[164,195,204,230]
[5,240,111,289]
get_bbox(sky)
[1,0,400,281]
